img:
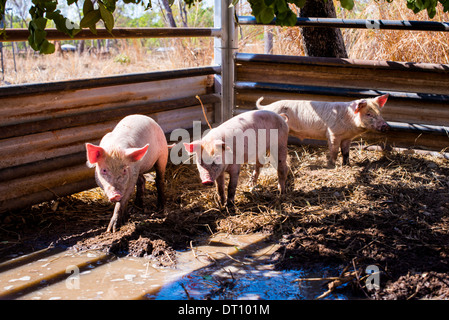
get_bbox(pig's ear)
[183,141,200,154]
[354,100,368,114]
[86,143,105,164]
[375,94,389,108]
[126,144,149,162]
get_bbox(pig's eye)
[101,168,108,175]
[122,167,127,175]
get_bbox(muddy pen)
[1,0,449,304]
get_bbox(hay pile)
[1,143,448,299]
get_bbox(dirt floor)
[1,144,449,299]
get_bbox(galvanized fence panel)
[0,67,219,213]
[235,53,449,151]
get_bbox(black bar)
[388,121,449,136]
[1,27,222,42]
[235,81,449,103]
[235,52,449,73]
[0,65,221,98]
[237,16,449,32]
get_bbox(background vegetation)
[1,0,449,85]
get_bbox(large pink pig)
[257,94,389,167]
[183,110,289,207]
[85,114,169,232]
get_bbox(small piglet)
[86,114,169,232]
[257,94,389,167]
[183,110,289,207]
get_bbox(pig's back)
[102,114,168,172]
[216,110,288,133]
[262,100,349,140]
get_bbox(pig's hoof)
[326,162,336,169]
[225,201,236,211]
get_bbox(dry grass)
[238,0,449,64]
[343,1,449,63]
[1,144,448,298]
[1,37,214,85]
[3,0,449,85]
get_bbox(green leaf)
[39,39,55,54]
[256,6,275,24]
[427,4,437,18]
[102,0,117,12]
[99,3,114,32]
[83,0,94,15]
[89,23,98,35]
[33,28,47,45]
[340,0,354,10]
[288,0,306,8]
[275,0,289,13]
[275,9,296,26]
[43,1,57,13]
[80,9,101,28]
[284,10,297,26]
[34,17,48,30]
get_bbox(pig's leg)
[107,183,135,232]
[107,200,128,233]
[226,165,241,207]
[135,174,145,208]
[340,139,352,166]
[277,148,288,194]
[250,162,263,191]
[216,173,226,206]
[326,132,340,168]
[154,160,167,210]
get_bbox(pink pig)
[85,114,169,232]
[183,110,289,207]
[257,94,389,167]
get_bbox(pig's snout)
[108,192,123,202]
[202,180,214,186]
[380,123,389,133]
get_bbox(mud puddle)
[0,233,350,300]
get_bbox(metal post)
[214,0,236,124]
[0,14,4,80]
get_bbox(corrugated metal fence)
[235,52,449,150]
[1,11,449,213]
[0,67,220,213]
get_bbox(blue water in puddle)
[148,265,350,300]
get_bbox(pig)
[183,110,289,207]
[85,114,169,233]
[256,94,389,167]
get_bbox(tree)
[299,0,347,58]
[1,0,448,54]
[159,0,177,27]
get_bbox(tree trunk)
[160,0,177,28]
[300,0,347,58]
[264,26,273,54]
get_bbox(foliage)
[1,0,448,54]
[406,0,449,18]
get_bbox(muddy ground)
[1,144,448,299]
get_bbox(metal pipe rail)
[0,27,222,42]
[237,16,449,32]
[234,81,449,103]
[0,66,221,98]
